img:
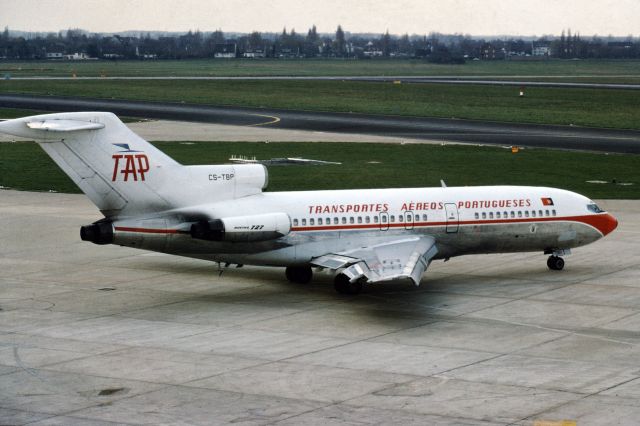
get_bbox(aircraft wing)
[311,236,438,286]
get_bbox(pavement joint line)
[393,289,640,350]
[514,372,640,426]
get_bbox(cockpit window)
[587,203,605,213]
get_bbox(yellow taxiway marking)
[248,114,281,127]
[534,420,577,426]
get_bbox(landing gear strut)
[334,273,363,295]
[547,256,565,271]
[285,265,313,284]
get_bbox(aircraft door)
[445,203,459,233]
[379,212,389,231]
[404,211,414,230]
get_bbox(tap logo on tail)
[111,144,150,181]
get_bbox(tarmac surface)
[2,190,640,425]
[2,94,640,153]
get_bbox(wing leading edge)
[312,236,438,286]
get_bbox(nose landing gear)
[547,255,565,271]
[285,265,313,284]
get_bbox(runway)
[7,76,640,90]
[2,94,640,153]
[2,190,640,425]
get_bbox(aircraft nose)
[598,213,618,236]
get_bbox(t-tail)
[0,112,268,219]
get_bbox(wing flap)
[311,236,438,286]
[312,254,359,269]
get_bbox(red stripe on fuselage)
[112,214,616,237]
[290,214,615,235]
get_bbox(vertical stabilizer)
[0,112,182,218]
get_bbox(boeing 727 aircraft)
[0,112,618,294]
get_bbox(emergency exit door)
[445,203,459,233]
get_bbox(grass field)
[1,141,636,199]
[0,107,49,119]
[1,59,640,83]
[1,79,638,129]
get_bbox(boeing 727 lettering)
[0,112,618,294]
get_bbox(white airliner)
[0,112,618,294]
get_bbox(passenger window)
[357,216,362,224]
[382,216,387,223]
[334,217,339,224]
[531,211,536,218]
[504,211,508,218]
[517,211,522,218]
[496,212,501,219]
[489,212,494,219]
[422,214,428,221]
[510,211,515,218]
[552,210,557,216]
[374,216,379,223]
[538,210,543,217]
[293,219,299,226]
[390,215,395,223]
[310,218,315,225]
[365,216,370,223]
[524,211,529,218]
[318,218,323,225]
[398,214,403,222]
[341,217,347,224]
[349,217,354,224]
[474,212,479,219]
[302,219,307,225]
[482,212,486,219]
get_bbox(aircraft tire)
[334,274,363,295]
[285,266,313,284]
[547,256,565,271]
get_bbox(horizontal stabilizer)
[27,120,105,132]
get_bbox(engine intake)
[190,213,290,242]
[80,222,114,245]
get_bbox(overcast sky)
[2,0,638,37]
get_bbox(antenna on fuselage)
[440,179,447,188]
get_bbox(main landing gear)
[333,273,363,295]
[285,265,313,284]
[547,255,565,271]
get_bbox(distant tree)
[398,33,411,54]
[304,25,319,57]
[307,25,318,43]
[248,31,263,50]
[381,30,391,56]
[210,30,225,44]
[335,25,346,56]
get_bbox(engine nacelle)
[80,221,114,245]
[190,213,290,242]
